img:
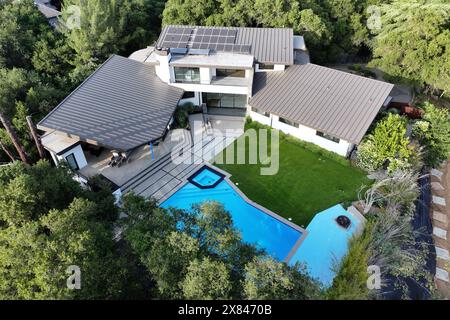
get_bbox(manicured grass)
[214,121,370,227]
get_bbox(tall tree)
[0,161,142,299]
[369,0,450,94]
[121,196,321,299]
[243,257,322,300]
[0,0,51,69]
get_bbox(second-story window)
[174,67,200,83]
[251,107,270,117]
[279,117,299,128]
[316,131,340,143]
[216,69,245,78]
[258,63,275,70]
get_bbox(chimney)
[154,47,172,83]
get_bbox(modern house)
[37,25,382,283]
[38,25,394,189]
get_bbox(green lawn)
[214,121,370,227]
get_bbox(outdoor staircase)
[120,130,192,196]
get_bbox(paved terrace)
[121,115,244,203]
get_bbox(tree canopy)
[369,0,450,94]
[0,161,146,299]
[121,195,321,299]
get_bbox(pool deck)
[121,115,244,203]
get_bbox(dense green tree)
[0,0,51,69]
[62,0,166,73]
[122,196,321,299]
[162,0,374,62]
[32,31,74,78]
[0,68,31,117]
[243,257,321,299]
[0,161,82,226]
[0,163,152,299]
[162,0,217,26]
[357,114,421,173]
[0,161,141,299]
[412,102,450,166]
[182,257,232,300]
[369,0,450,94]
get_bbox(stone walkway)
[430,160,450,297]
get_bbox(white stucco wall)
[200,67,212,84]
[54,144,88,170]
[154,53,172,83]
[248,109,272,126]
[249,112,353,157]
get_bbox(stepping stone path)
[431,182,445,192]
[433,211,448,225]
[436,268,449,282]
[431,168,444,180]
[432,196,447,207]
[433,227,447,240]
[436,247,450,261]
[430,165,450,292]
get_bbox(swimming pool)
[288,204,362,286]
[161,166,303,261]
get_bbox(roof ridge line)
[306,63,395,87]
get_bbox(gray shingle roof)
[157,25,294,65]
[38,55,184,151]
[250,64,394,144]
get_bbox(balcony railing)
[210,76,250,87]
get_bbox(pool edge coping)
[206,164,309,263]
[158,162,310,263]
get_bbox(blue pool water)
[191,167,223,187]
[162,169,302,261]
[288,204,361,287]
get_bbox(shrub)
[412,102,450,167]
[387,107,400,115]
[357,114,419,173]
[180,101,195,114]
[326,221,373,300]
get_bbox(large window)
[174,67,200,83]
[65,153,79,170]
[182,91,195,99]
[251,107,270,117]
[279,117,299,128]
[216,68,245,78]
[316,131,340,143]
[202,93,247,109]
[258,63,275,70]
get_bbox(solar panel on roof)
[225,37,234,44]
[170,48,188,55]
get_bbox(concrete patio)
[79,129,190,186]
[120,113,245,203]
